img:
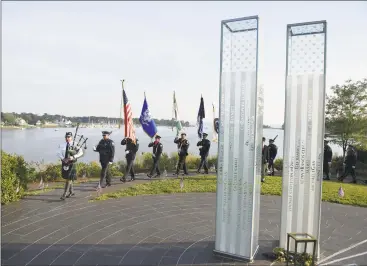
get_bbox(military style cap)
[102,131,112,135]
[65,132,72,138]
[181,132,186,136]
[324,139,329,143]
[203,133,208,136]
[155,135,161,139]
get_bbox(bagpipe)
[62,123,88,171]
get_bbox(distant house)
[36,120,42,126]
[58,119,72,127]
[15,118,27,126]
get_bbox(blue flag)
[139,95,157,138]
[197,96,205,138]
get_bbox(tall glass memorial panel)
[280,21,327,257]
[214,15,262,261]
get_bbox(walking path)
[2,175,367,266]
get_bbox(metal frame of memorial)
[214,15,262,262]
[280,20,327,259]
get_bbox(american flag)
[123,89,136,143]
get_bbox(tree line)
[1,112,191,127]
[281,78,367,157]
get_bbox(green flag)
[172,91,183,136]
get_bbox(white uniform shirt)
[57,141,84,161]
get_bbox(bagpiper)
[57,132,84,200]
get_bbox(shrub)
[169,152,179,170]
[274,158,283,171]
[185,154,201,169]
[88,161,102,177]
[110,163,123,176]
[159,153,171,171]
[331,156,344,173]
[207,155,218,169]
[42,164,62,181]
[1,151,35,204]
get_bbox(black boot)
[66,192,75,198]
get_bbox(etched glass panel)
[280,21,327,257]
[215,16,261,260]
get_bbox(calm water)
[1,126,342,163]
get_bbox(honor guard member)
[174,132,190,175]
[57,132,84,200]
[147,135,163,178]
[339,145,357,183]
[261,137,269,183]
[323,140,333,180]
[197,133,210,174]
[120,137,139,182]
[93,131,115,188]
[267,139,278,176]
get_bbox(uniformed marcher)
[120,137,139,182]
[147,135,163,178]
[197,133,210,174]
[267,139,278,176]
[261,137,269,183]
[323,140,333,180]
[174,132,190,175]
[338,145,357,183]
[93,131,115,188]
[57,132,84,200]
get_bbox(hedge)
[1,151,218,204]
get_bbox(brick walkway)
[1,177,367,266]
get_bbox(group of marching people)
[57,130,212,200]
[94,131,212,186]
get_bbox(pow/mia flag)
[214,118,219,134]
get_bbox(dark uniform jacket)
[262,144,269,164]
[174,137,189,156]
[324,144,333,163]
[197,139,211,157]
[95,139,115,163]
[121,138,139,159]
[148,141,163,158]
[268,143,278,160]
[344,149,357,166]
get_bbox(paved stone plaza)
[1,177,367,266]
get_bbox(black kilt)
[61,163,77,180]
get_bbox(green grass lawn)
[91,175,367,207]
[23,185,63,196]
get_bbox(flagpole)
[119,79,125,129]
[144,91,153,142]
[172,91,175,133]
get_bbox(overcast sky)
[2,1,367,125]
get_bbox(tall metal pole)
[119,79,125,129]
